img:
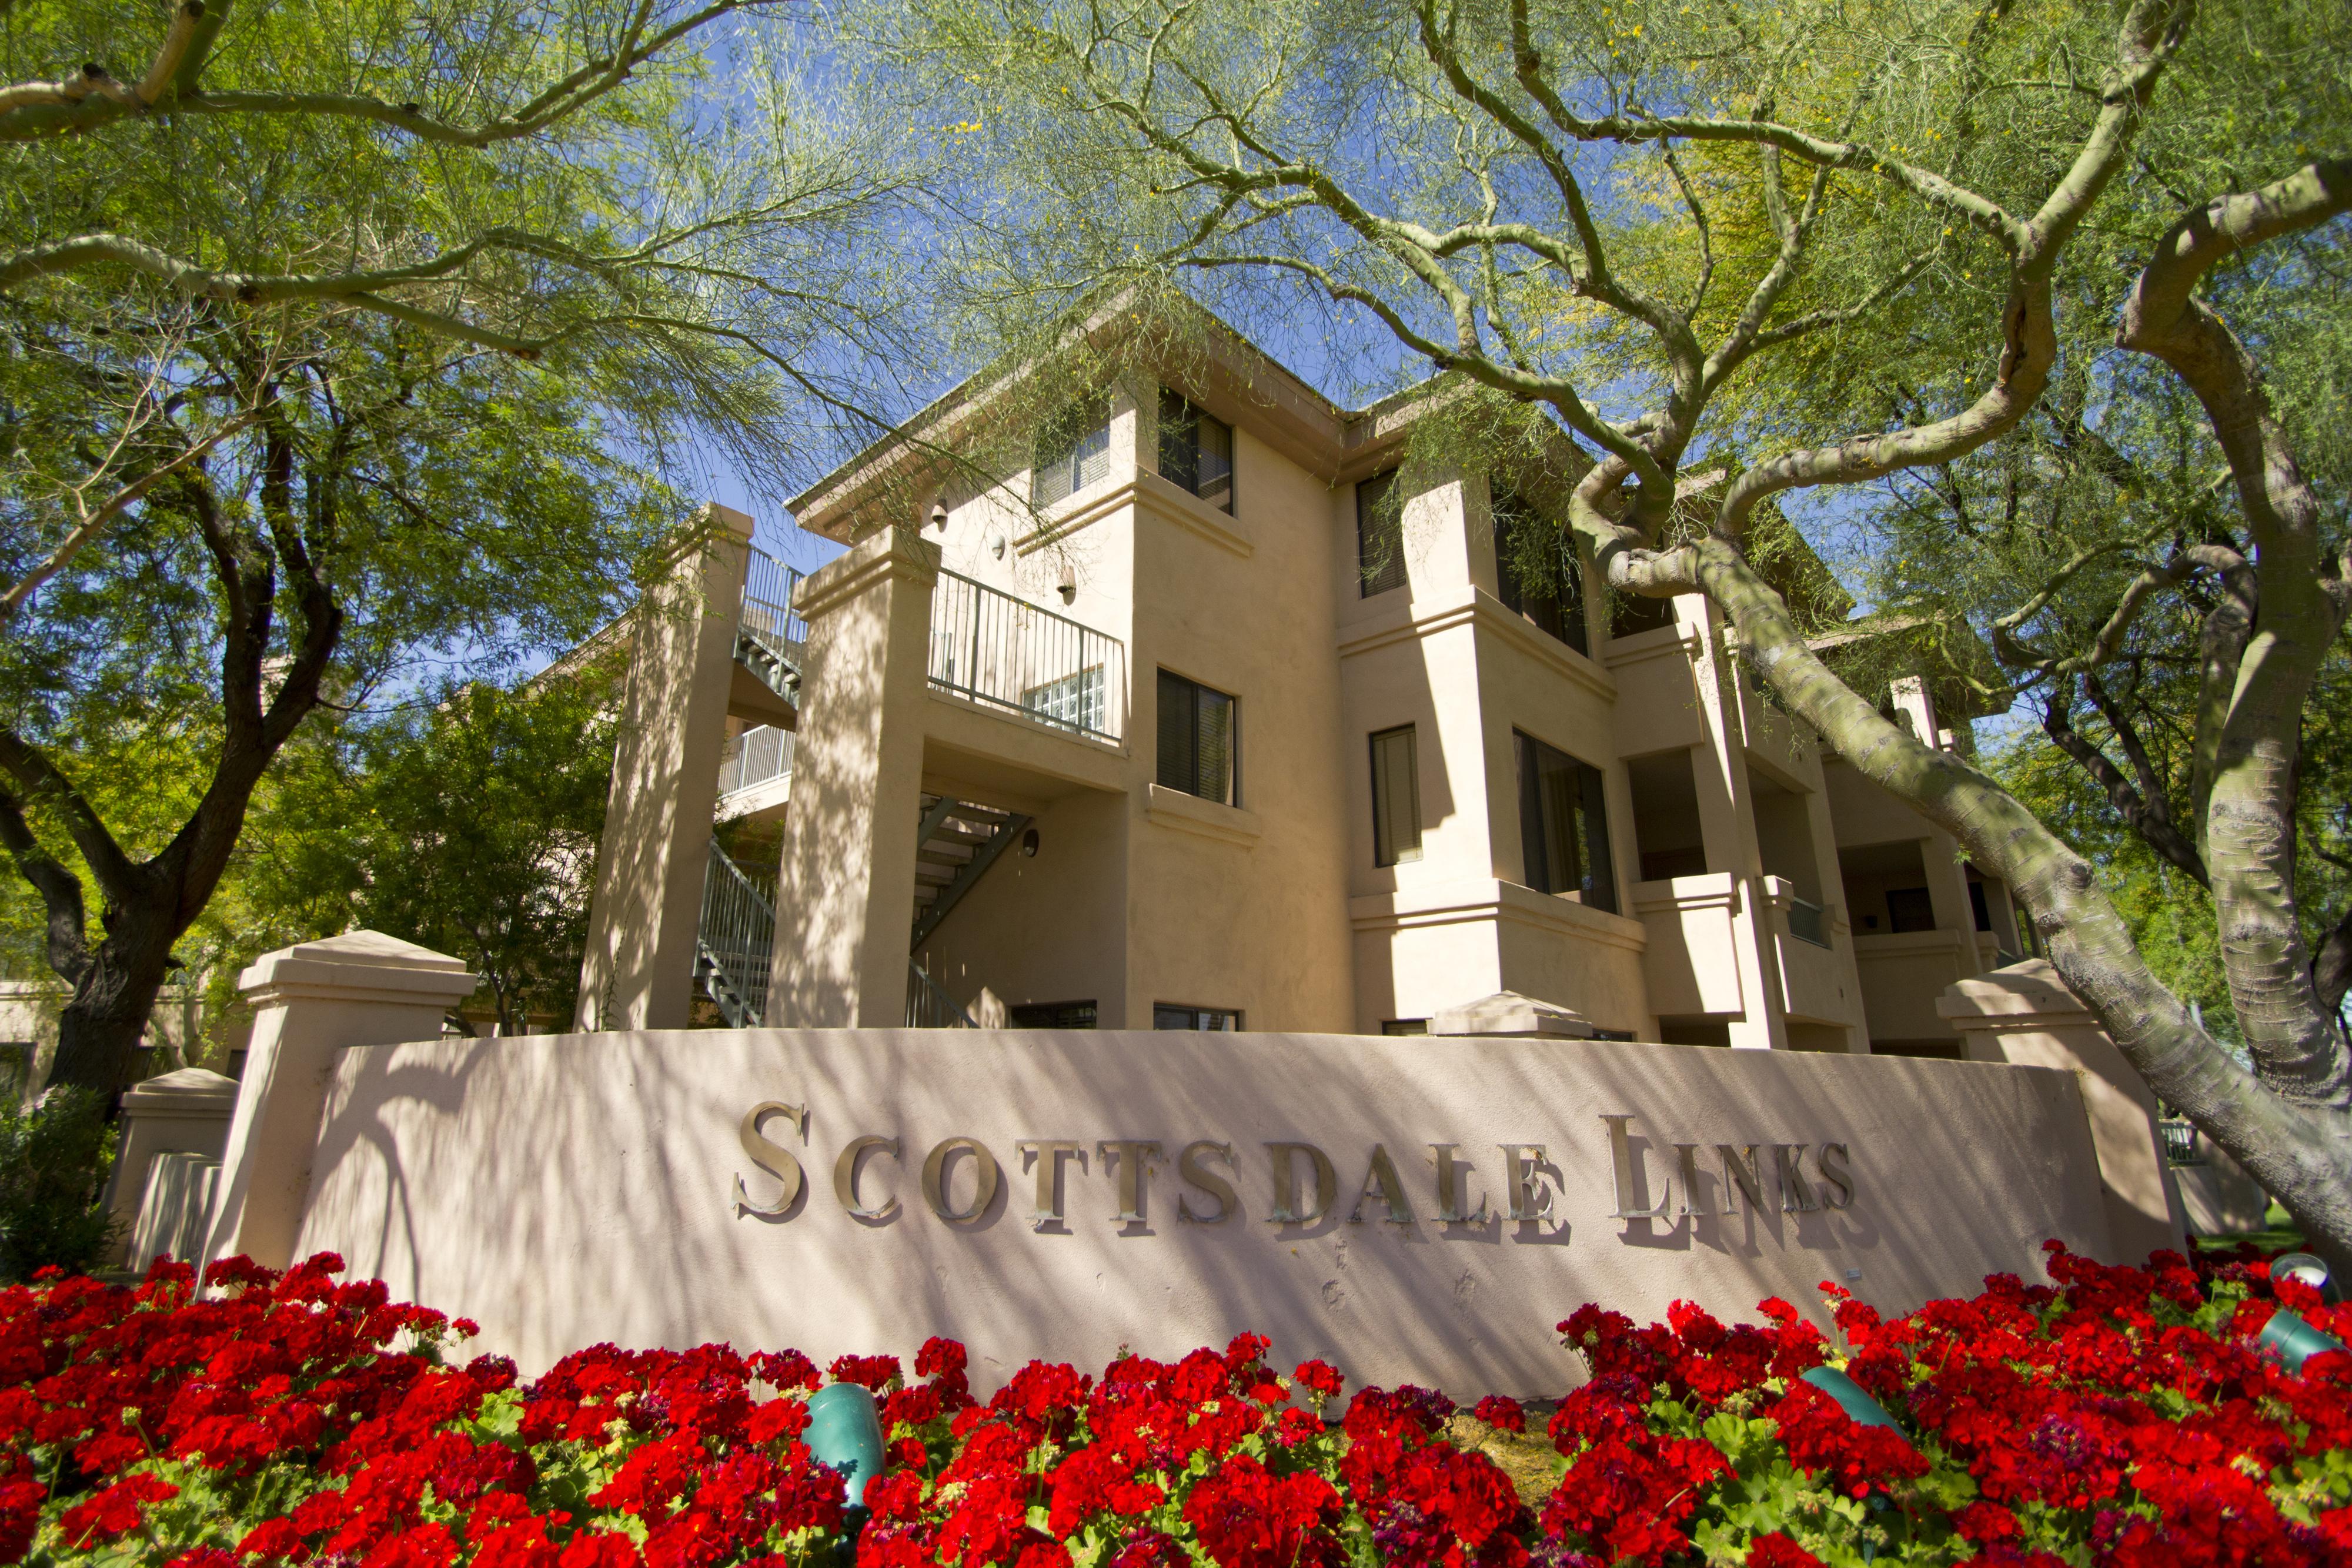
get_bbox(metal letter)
[1264,1142,1337,1225]
[1429,1144,1490,1224]
[922,1137,1002,1223]
[1097,1139,1164,1223]
[733,1101,807,1218]
[1716,1144,1766,1214]
[1177,1141,1238,1224]
[1775,1144,1819,1212]
[1016,1139,1084,1230]
[1601,1115,1669,1219]
[1674,1144,1711,1218]
[1502,1144,1556,1221]
[835,1135,901,1221]
[1818,1142,1855,1210]
[1349,1144,1415,1226]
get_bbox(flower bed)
[2,1243,2347,1566]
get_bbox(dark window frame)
[1158,389,1235,514]
[1515,730,1619,914]
[1154,1004,1243,1031]
[1157,669,1240,806]
[1032,395,1113,507]
[1491,483,1588,654]
[1010,1000,1100,1028]
[1356,469,1406,598]
[1369,724,1422,867]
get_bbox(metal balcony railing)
[742,544,807,653]
[928,569,1124,743]
[697,838,774,1027]
[1786,895,1830,948]
[719,726,794,798]
[2160,1119,2204,1166]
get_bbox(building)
[573,310,2034,1050]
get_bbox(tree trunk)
[48,925,179,1098]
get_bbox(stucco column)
[203,932,478,1272]
[1688,603,1786,1049]
[574,504,755,1031]
[1937,959,2187,1263]
[768,529,941,1026]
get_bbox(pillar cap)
[238,930,479,1005]
[1936,957,2094,1027]
[119,1066,239,1110]
[1429,991,1598,1040]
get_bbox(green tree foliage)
[0,1086,117,1282]
[0,1,925,1093]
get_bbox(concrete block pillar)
[203,932,478,1272]
[101,1066,238,1265]
[1938,959,2187,1263]
[768,529,941,1027]
[575,504,756,1031]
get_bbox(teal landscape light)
[2270,1252,2338,1302]
[2255,1309,2347,1373]
[804,1382,888,1509]
[1799,1365,1910,1437]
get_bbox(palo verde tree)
[883,0,2352,1258]
[0,0,927,1095]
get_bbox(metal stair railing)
[736,544,807,705]
[906,958,977,1028]
[697,837,775,1027]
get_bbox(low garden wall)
[270,1017,2113,1394]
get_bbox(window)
[1380,1019,1429,1037]
[1033,395,1112,507]
[1609,588,1678,639]
[1356,469,1406,597]
[1492,486,1587,654]
[1023,667,1107,735]
[1159,389,1234,513]
[1011,1001,1098,1028]
[1969,880,1993,932]
[1155,1004,1242,1031]
[1157,669,1237,805]
[1369,725,1422,867]
[1516,731,1618,914]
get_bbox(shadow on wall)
[290,1024,2110,1397]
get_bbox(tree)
[0,1,926,1094]
[245,665,624,1037]
[880,0,2352,1259]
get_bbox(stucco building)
[574,313,2034,1051]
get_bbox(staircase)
[911,794,1034,948]
[736,544,806,710]
[696,838,774,1027]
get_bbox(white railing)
[742,544,806,654]
[928,570,1124,743]
[719,726,794,798]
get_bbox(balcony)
[1760,877,1849,1025]
[927,569,1125,744]
[716,725,794,823]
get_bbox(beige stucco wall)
[291,1025,2114,1396]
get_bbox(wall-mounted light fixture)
[1058,564,1077,606]
[1021,828,1040,858]
[929,499,949,531]
[991,535,1006,560]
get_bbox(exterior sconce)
[1057,564,1077,606]
[929,499,948,531]
[1021,828,1040,858]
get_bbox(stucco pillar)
[767,530,941,1027]
[1688,603,1786,1049]
[203,932,477,1272]
[101,1066,238,1265]
[1937,959,2187,1263]
[574,504,755,1031]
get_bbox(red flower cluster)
[5,1239,2350,1567]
